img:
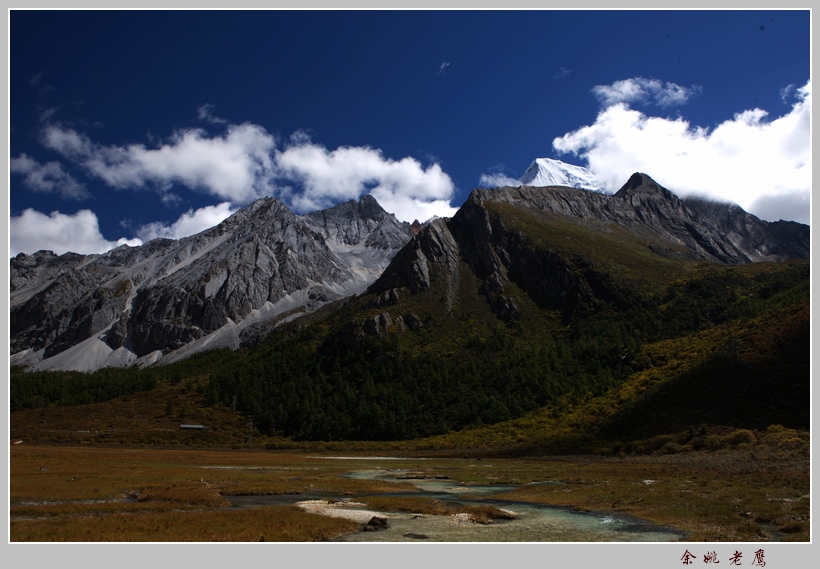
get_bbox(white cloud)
[197,103,228,125]
[553,80,811,224]
[478,172,522,188]
[780,83,797,103]
[9,202,239,257]
[136,202,239,242]
[37,116,458,223]
[159,192,184,208]
[275,141,457,222]
[10,154,89,199]
[369,193,457,224]
[41,125,94,157]
[437,61,450,75]
[591,77,701,108]
[43,122,278,204]
[748,190,809,226]
[10,208,142,257]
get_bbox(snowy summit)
[520,158,607,193]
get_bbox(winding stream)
[225,464,686,542]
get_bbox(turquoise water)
[225,466,685,542]
[334,501,683,542]
[335,468,684,542]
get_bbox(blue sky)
[9,9,811,256]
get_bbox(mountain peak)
[221,196,290,228]
[357,194,388,219]
[308,195,388,222]
[520,158,606,192]
[619,172,660,190]
[615,173,677,201]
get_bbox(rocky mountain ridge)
[10,172,809,373]
[10,195,412,372]
[368,173,809,326]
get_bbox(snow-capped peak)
[520,158,607,193]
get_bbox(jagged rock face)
[125,199,354,356]
[374,218,458,295]
[10,261,132,356]
[479,173,807,265]
[370,173,810,322]
[683,196,810,262]
[10,195,413,370]
[302,194,411,250]
[10,250,95,301]
[9,251,125,356]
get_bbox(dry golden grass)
[10,383,252,448]
[10,446,416,503]
[9,446,424,542]
[136,483,230,506]
[11,500,203,519]
[11,506,359,542]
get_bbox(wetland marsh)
[9,444,808,542]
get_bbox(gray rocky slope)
[10,195,412,372]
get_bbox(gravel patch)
[296,499,387,524]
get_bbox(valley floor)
[9,444,809,543]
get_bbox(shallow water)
[335,468,684,542]
[225,466,685,542]
[334,502,682,542]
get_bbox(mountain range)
[10,195,413,372]
[10,166,809,375]
[10,163,810,445]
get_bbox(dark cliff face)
[10,259,133,356]
[683,196,810,262]
[369,173,809,324]
[612,174,810,263]
[368,189,610,324]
